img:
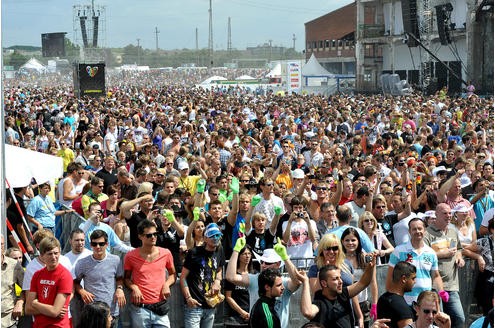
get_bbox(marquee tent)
[5,145,63,188]
[302,54,332,76]
[19,58,48,73]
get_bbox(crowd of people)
[1,69,494,328]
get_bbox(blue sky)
[3,0,352,51]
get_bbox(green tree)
[7,50,29,70]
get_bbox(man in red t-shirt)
[26,236,73,328]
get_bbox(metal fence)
[55,212,481,328]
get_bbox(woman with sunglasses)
[341,227,378,328]
[410,291,451,328]
[358,211,394,265]
[307,233,353,294]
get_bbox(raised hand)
[251,195,261,207]
[274,237,289,261]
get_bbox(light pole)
[137,38,141,65]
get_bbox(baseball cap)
[205,223,223,238]
[292,169,305,179]
[178,161,189,171]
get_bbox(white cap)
[292,169,305,179]
[177,161,189,170]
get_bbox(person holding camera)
[79,202,133,253]
[282,195,318,268]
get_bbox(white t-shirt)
[282,219,317,268]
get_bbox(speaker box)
[435,63,448,90]
[448,61,462,94]
[435,4,453,45]
[407,70,420,86]
[41,33,66,57]
[401,0,420,47]
[74,63,105,98]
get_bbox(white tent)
[235,75,256,80]
[20,58,48,73]
[265,63,282,78]
[6,145,63,188]
[200,75,227,84]
[302,54,332,76]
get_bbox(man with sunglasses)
[79,202,133,254]
[125,219,176,328]
[252,178,286,227]
[74,230,125,328]
[180,223,225,328]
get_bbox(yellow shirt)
[178,175,201,195]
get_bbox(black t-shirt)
[183,245,225,309]
[377,292,414,328]
[126,211,148,247]
[95,168,118,191]
[246,229,275,257]
[379,213,398,246]
[311,288,354,328]
[224,278,250,324]
[249,296,281,328]
[156,226,183,273]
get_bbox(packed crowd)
[2,71,494,328]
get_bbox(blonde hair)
[358,211,378,231]
[316,234,349,274]
[415,290,440,311]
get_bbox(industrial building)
[305,0,493,94]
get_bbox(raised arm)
[348,254,376,298]
[121,194,153,219]
[300,271,320,320]
[226,238,250,287]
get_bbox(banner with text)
[287,61,301,93]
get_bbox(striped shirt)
[389,241,439,305]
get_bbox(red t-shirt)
[124,247,175,304]
[30,264,73,328]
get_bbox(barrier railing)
[54,213,482,327]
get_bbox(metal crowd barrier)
[54,211,482,327]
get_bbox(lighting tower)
[418,0,433,91]
[73,1,106,61]
[208,0,213,66]
[227,17,232,54]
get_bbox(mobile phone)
[365,255,373,263]
[333,168,339,181]
[450,239,457,248]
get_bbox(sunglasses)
[375,205,386,209]
[363,219,373,223]
[260,260,278,265]
[90,241,107,247]
[422,309,438,315]
[324,246,339,252]
[316,187,328,191]
[240,180,250,183]
[144,232,159,238]
[264,183,274,187]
